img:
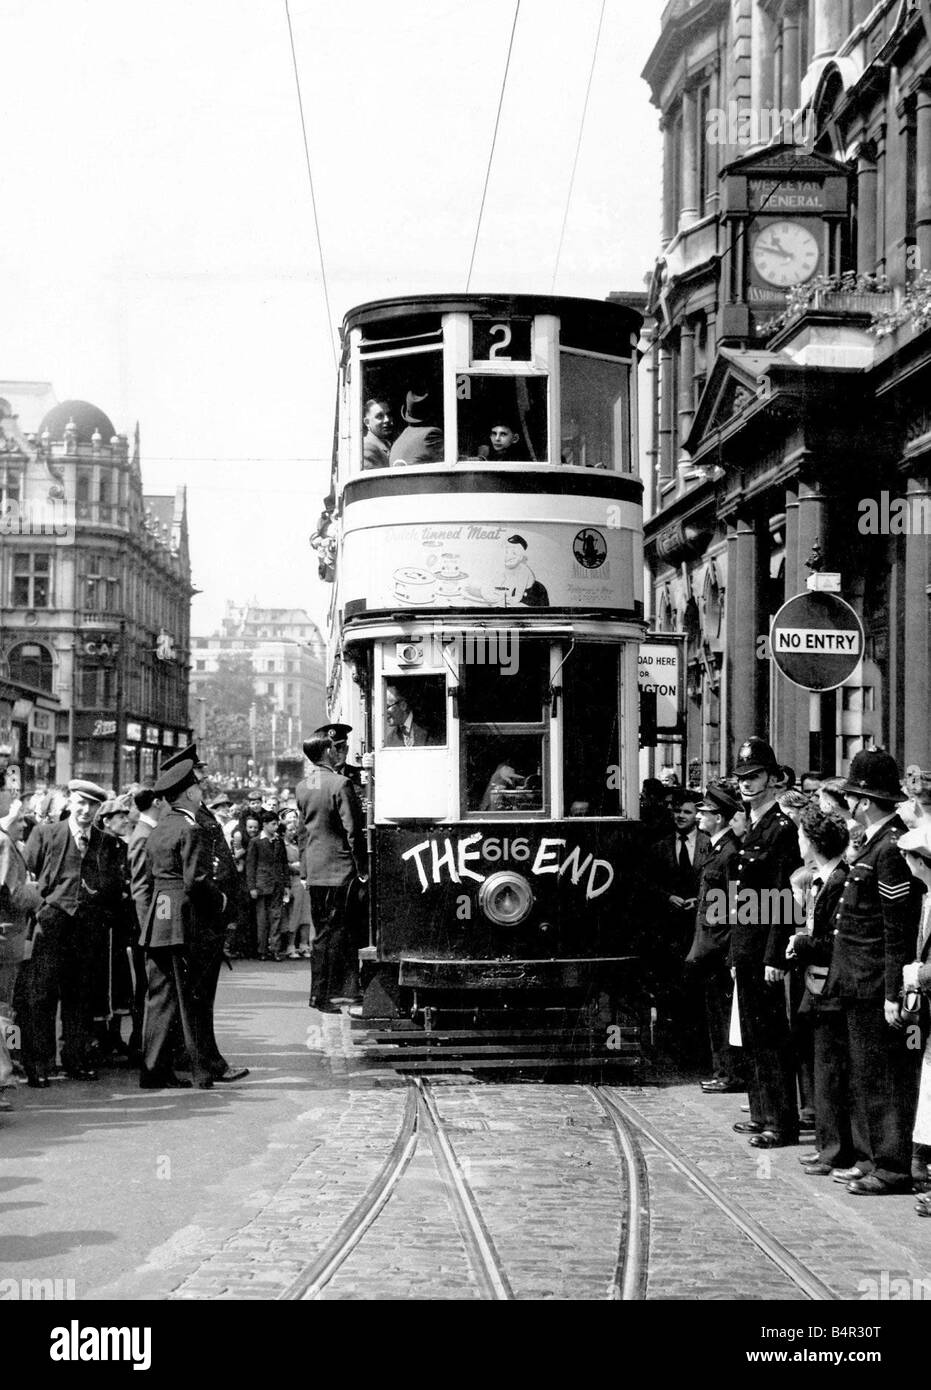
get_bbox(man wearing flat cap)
[687,783,744,1094]
[16,779,125,1085]
[139,759,226,1087]
[822,749,922,1194]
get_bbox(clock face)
[751,220,820,287]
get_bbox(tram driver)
[385,684,438,747]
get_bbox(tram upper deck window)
[455,375,548,463]
[559,351,631,471]
[359,318,444,470]
[383,675,446,748]
[459,643,549,816]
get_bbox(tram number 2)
[471,316,532,362]
[481,837,530,863]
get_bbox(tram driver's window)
[560,352,631,470]
[561,645,623,815]
[460,644,549,814]
[383,675,446,748]
[361,352,444,469]
[456,376,547,463]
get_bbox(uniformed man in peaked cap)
[728,737,803,1148]
[821,749,921,1194]
[687,783,744,1094]
[312,723,362,788]
[156,743,248,1082]
[139,759,224,1087]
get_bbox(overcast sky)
[0,0,662,635]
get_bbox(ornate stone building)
[642,0,931,782]
[0,393,193,789]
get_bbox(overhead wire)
[465,0,521,292]
[284,0,338,371]
[551,0,606,292]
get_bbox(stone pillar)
[777,487,800,765]
[903,474,931,767]
[725,515,761,755]
[677,320,695,455]
[916,82,931,275]
[856,142,878,274]
[662,118,675,244]
[781,10,800,112]
[812,0,845,60]
[680,89,698,228]
[658,344,674,482]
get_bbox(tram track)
[595,1086,840,1302]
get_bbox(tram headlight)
[478,871,534,927]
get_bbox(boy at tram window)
[246,811,291,960]
[478,419,526,463]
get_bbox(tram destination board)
[769,591,864,692]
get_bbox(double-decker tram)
[317,292,651,1071]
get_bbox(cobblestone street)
[2,962,931,1303]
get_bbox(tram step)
[379,1055,643,1072]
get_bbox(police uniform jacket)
[824,815,920,1002]
[686,828,741,963]
[297,764,367,887]
[140,808,226,950]
[728,802,802,970]
[196,804,241,921]
[789,861,848,1014]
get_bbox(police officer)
[824,750,921,1194]
[729,738,802,1148]
[311,723,362,788]
[139,759,225,1088]
[687,783,743,1093]
[159,743,248,1083]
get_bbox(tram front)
[320,293,651,1067]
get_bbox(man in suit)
[648,788,710,1060]
[362,398,393,470]
[388,389,444,466]
[298,735,368,1011]
[821,750,921,1194]
[385,685,436,747]
[139,760,227,1088]
[729,737,803,1149]
[160,743,249,1083]
[687,783,743,1093]
[246,810,290,958]
[16,779,123,1085]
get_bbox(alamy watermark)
[424,625,519,676]
[0,1276,77,1300]
[858,491,931,535]
[0,498,74,540]
[705,101,816,148]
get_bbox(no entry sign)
[770,591,864,691]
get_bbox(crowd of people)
[0,720,368,1108]
[644,739,931,1215]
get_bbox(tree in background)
[197,653,274,775]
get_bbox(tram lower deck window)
[383,675,446,747]
[460,645,549,815]
[561,645,623,815]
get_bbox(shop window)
[459,645,548,815]
[560,352,631,470]
[382,674,446,748]
[12,552,51,607]
[455,375,548,462]
[9,641,54,692]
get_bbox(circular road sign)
[770,591,864,692]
